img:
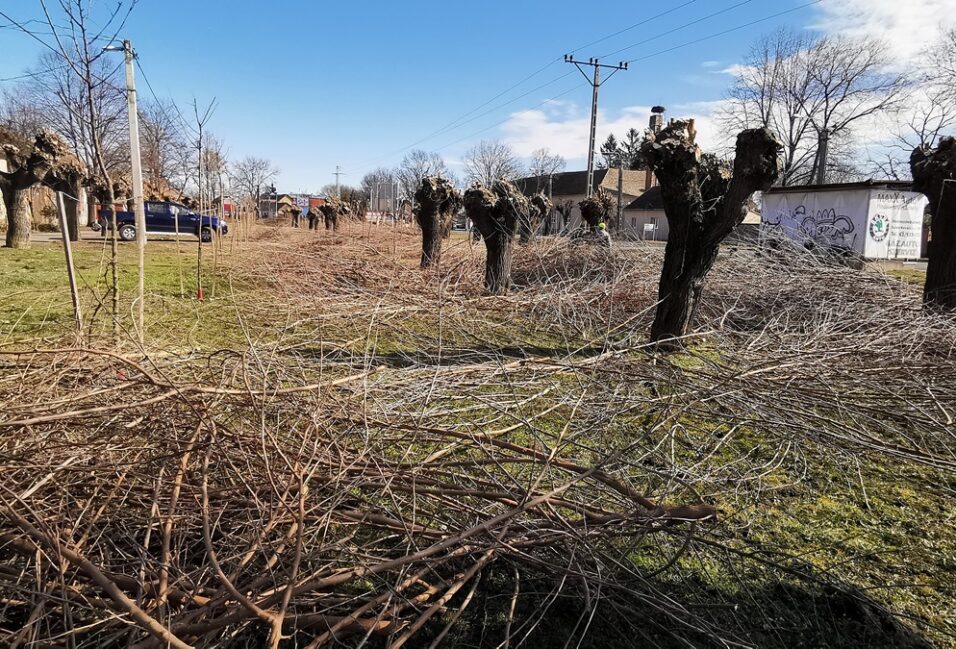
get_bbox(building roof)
[764,180,913,195]
[625,186,662,210]
[516,168,647,198]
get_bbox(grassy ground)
[1,226,953,648]
[0,237,261,349]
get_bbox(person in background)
[595,222,611,249]
[307,208,319,230]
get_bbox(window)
[650,217,658,227]
[147,202,170,215]
[630,217,637,227]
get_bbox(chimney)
[646,106,666,190]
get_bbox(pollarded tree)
[518,192,553,244]
[0,128,80,248]
[414,176,462,268]
[910,137,956,310]
[463,180,529,294]
[320,195,349,231]
[642,121,781,350]
[579,188,614,230]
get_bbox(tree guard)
[414,176,462,268]
[642,121,781,350]
[464,180,529,294]
[518,192,553,244]
[911,137,956,311]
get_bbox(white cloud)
[701,60,722,68]
[500,101,732,165]
[718,63,753,77]
[813,0,956,64]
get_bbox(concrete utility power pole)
[333,165,345,198]
[108,39,147,342]
[564,55,628,198]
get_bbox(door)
[146,202,175,233]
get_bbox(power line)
[597,0,754,60]
[342,0,716,173]
[421,0,825,163]
[567,0,701,54]
[0,65,67,83]
[624,0,825,64]
[431,81,588,155]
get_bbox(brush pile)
[1,229,954,648]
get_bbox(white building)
[762,181,928,260]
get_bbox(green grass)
[0,240,262,349]
[887,269,927,286]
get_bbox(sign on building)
[761,185,927,260]
[295,195,310,211]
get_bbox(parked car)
[96,201,228,243]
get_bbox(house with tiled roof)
[514,168,648,232]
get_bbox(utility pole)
[333,165,345,198]
[565,55,628,198]
[123,39,146,344]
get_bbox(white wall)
[763,188,927,259]
[620,209,668,240]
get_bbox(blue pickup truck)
[97,200,228,243]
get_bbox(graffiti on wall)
[762,204,856,250]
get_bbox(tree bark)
[911,137,956,311]
[483,232,514,293]
[643,123,782,350]
[3,184,32,249]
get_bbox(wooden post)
[56,192,83,334]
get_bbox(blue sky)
[1,0,951,192]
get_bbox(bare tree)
[642,121,781,350]
[396,150,449,203]
[870,30,956,180]
[414,176,462,268]
[463,140,521,187]
[26,0,138,332]
[721,30,903,186]
[231,156,277,218]
[1,48,125,241]
[140,99,188,198]
[527,147,566,192]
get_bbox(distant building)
[621,186,762,242]
[515,168,648,232]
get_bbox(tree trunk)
[419,217,442,268]
[4,187,32,249]
[77,184,89,228]
[65,190,80,242]
[924,183,956,309]
[911,138,956,311]
[649,236,719,350]
[483,232,514,294]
